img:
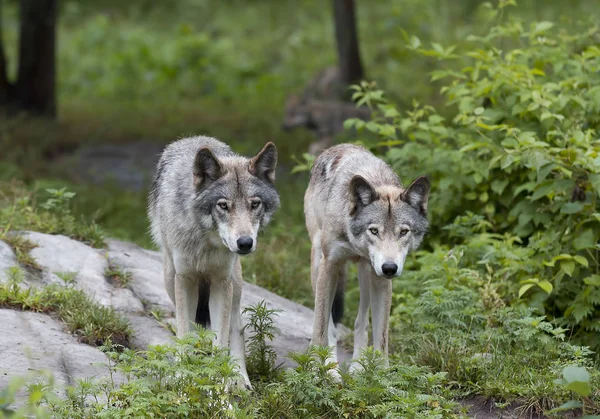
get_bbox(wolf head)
[192,143,280,255]
[349,175,430,278]
[282,95,314,131]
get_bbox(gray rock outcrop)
[0,232,350,395]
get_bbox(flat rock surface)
[1,233,351,391]
[24,232,143,312]
[0,240,17,283]
[0,309,120,392]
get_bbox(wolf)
[282,66,371,155]
[148,136,280,389]
[282,97,372,155]
[304,144,429,371]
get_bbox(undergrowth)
[0,268,131,347]
[0,181,104,248]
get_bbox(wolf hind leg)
[310,231,322,294]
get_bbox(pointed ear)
[249,142,278,184]
[401,175,430,216]
[194,147,224,189]
[350,175,378,214]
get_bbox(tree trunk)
[0,0,12,105]
[16,0,57,117]
[332,0,364,93]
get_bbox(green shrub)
[346,2,600,349]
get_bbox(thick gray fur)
[148,135,280,389]
[304,143,430,375]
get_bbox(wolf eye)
[399,228,410,237]
[251,200,261,210]
[217,202,228,211]
[369,227,379,236]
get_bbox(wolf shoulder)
[310,144,399,189]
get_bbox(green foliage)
[243,300,283,382]
[105,264,132,288]
[49,332,247,418]
[347,6,600,349]
[0,182,105,248]
[550,365,600,417]
[252,346,458,418]
[0,268,131,347]
[0,306,460,418]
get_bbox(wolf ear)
[350,175,377,213]
[249,142,278,184]
[401,175,430,216]
[194,147,224,189]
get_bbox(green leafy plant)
[0,183,105,248]
[346,3,600,350]
[243,300,283,382]
[549,365,600,417]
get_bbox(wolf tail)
[195,279,211,328]
[331,264,346,325]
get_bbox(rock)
[5,232,351,373]
[0,240,17,283]
[242,282,351,367]
[106,238,351,367]
[55,141,165,192]
[23,232,143,312]
[0,309,122,394]
[106,239,174,313]
[124,313,174,349]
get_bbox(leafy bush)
[347,1,600,349]
[0,305,460,419]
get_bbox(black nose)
[237,236,254,253]
[381,262,398,277]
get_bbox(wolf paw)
[349,360,364,374]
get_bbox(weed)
[104,264,132,288]
[1,235,41,273]
[243,300,283,382]
[0,268,131,348]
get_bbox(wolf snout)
[381,262,398,278]
[236,236,254,254]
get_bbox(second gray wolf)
[148,136,280,389]
[304,144,429,371]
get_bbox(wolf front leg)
[312,255,340,364]
[229,260,251,389]
[350,260,372,372]
[209,277,233,347]
[370,277,392,365]
[174,274,200,338]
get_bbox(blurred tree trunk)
[0,0,57,117]
[0,0,12,105]
[332,0,364,98]
[16,0,58,117]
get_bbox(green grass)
[0,268,131,347]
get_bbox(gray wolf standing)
[148,136,280,388]
[304,144,429,371]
